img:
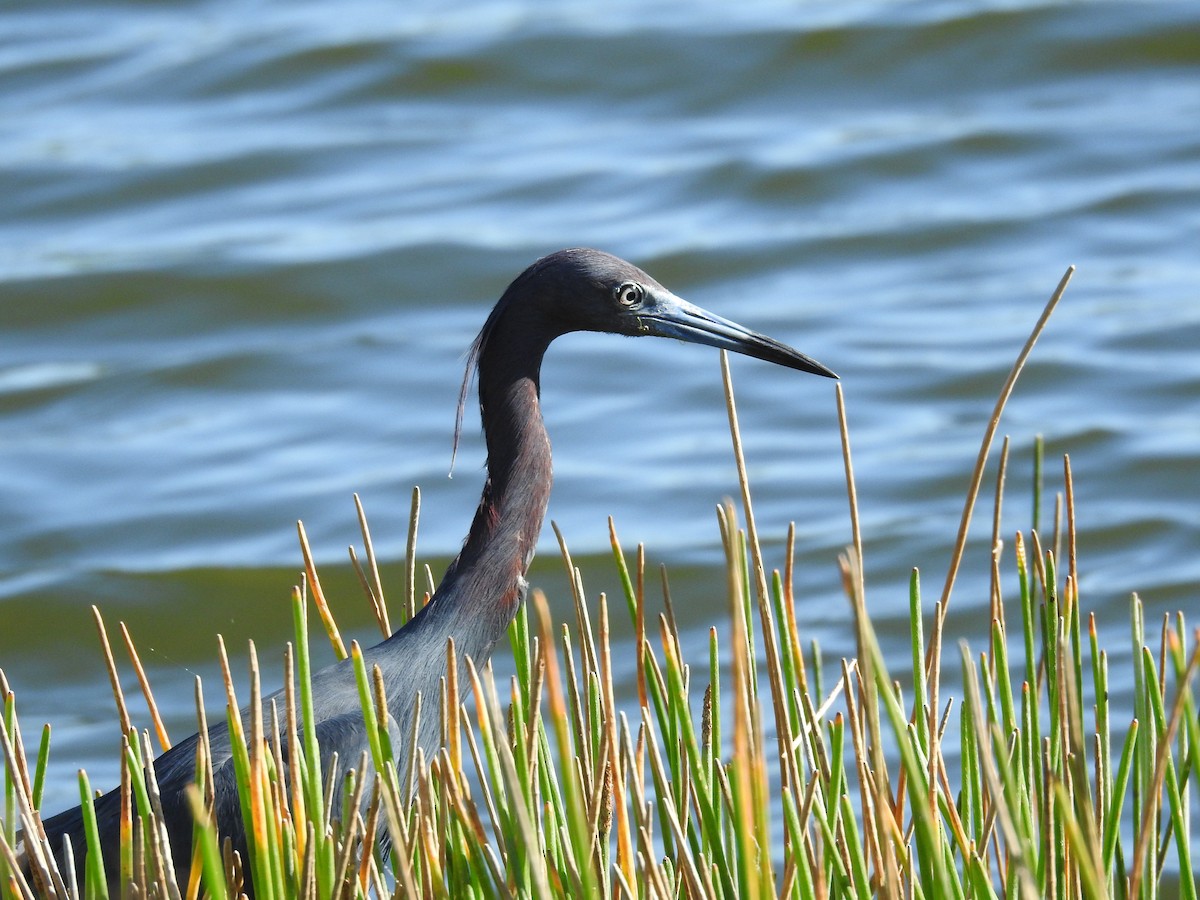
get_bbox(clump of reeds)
[2,267,1196,899]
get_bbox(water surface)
[2,0,1197,813]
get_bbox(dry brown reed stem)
[456,704,497,850]
[117,622,171,752]
[834,383,900,898]
[0,835,36,900]
[296,521,346,660]
[719,356,791,783]
[1053,493,1064,572]
[560,631,590,778]
[350,492,391,637]
[382,753,418,900]
[594,594,635,886]
[356,782,380,892]
[117,735,134,891]
[1056,633,1104,891]
[347,544,383,638]
[442,637,459,780]
[840,662,883,883]
[833,386,865,593]
[926,265,1074,682]
[441,741,502,883]
[720,351,805,891]
[717,352,767,602]
[280,639,307,866]
[907,267,1072,897]
[422,565,435,606]
[1029,531,1047,619]
[213,641,243,805]
[782,523,815,699]
[91,606,132,741]
[551,522,599,679]
[403,487,421,625]
[246,641,271,888]
[1063,454,1077,599]
[332,754,368,891]
[140,727,181,896]
[716,500,766,899]
[657,567,684,671]
[522,650,545,771]
[989,437,1011,629]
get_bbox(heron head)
[454,248,835,469]
[529,248,837,379]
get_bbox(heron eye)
[615,282,644,308]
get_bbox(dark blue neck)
[398,304,555,664]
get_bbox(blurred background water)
[1,0,1197,815]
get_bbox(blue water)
[2,0,1198,813]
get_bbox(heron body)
[32,248,834,893]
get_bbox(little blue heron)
[29,248,835,893]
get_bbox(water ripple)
[1,0,1197,808]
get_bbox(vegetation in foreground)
[2,268,1196,899]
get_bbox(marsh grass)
[2,266,1197,898]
